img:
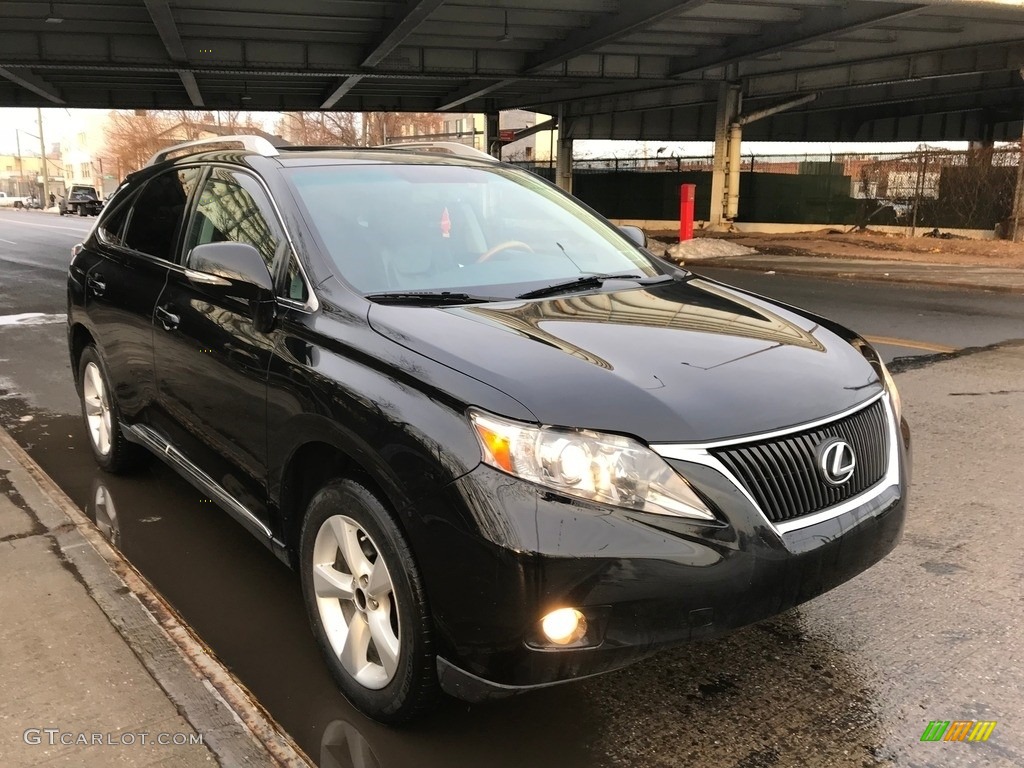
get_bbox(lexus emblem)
[818,438,856,485]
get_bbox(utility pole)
[1012,122,1024,242]
[15,130,23,197]
[37,108,49,206]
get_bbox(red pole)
[679,183,696,242]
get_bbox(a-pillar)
[555,105,573,193]
[708,82,742,228]
[485,111,500,158]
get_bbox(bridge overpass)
[2,0,1022,224]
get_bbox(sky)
[0,108,281,156]
[0,108,72,155]
[0,106,969,160]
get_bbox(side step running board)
[122,423,273,540]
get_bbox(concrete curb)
[681,258,1024,294]
[0,427,313,768]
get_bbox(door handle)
[155,305,180,331]
[86,274,106,296]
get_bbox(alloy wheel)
[312,514,401,690]
[82,361,113,457]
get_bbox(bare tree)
[102,111,172,177]
[360,112,444,146]
[102,110,273,176]
[168,110,264,137]
[276,112,358,145]
[277,111,442,147]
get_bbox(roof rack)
[146,135,280,167]
[374,141,498,162]
[276,145,362,152]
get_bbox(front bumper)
[410,416,910,702]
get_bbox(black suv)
[68,136,910,723]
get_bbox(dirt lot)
[649,228,1024,269]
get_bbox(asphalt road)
[694,267,1024,363]
[2,207,1023,767]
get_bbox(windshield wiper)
[515,273,674,300]
[365,291,500,306]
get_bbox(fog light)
[541,608,587,645]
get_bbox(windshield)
[286,163,659,298]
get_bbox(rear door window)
[122,167,201,261]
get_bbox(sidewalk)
[645,236,1024,293]
[675,250,1024,293]
[0,429,311,767]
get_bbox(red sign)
[499,129,516,142]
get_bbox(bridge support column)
[709,83,742,228]
[485,111,500,158]
[555,105,573,193]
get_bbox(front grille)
[711,398,889,524]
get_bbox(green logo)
[920,721,997,742]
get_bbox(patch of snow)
[645,237,759,262]
[0,312,65,327]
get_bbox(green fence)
[512,146,1022,232]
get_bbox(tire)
[77,346,147,473]
[299,479,439,724]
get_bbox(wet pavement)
[686,251,1024,295]
[3,210,1023,766]
[3,343,1023,767]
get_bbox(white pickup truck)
[0,192,36,208]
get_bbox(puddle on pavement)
[1,393,932,768]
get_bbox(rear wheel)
[299,479,438,723]
[77,346,147,473]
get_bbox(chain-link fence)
[511,145,1024,235]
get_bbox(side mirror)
[618,225,647,248]
[186,242,274,300]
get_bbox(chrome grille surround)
[652,392,900,534]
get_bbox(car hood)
[367,276,883,443]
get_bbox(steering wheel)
[475,240,535,264]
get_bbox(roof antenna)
[498,11,513,43]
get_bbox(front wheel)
[77,346,147,473]
[299,479,438,723]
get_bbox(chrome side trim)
[652,391,885,454]
[185,269,231,286]
[123,424,273,539]
[655,394,900,535]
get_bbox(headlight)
[854,339,902,424]
[470,410,715,520]
[878,358,902,423]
